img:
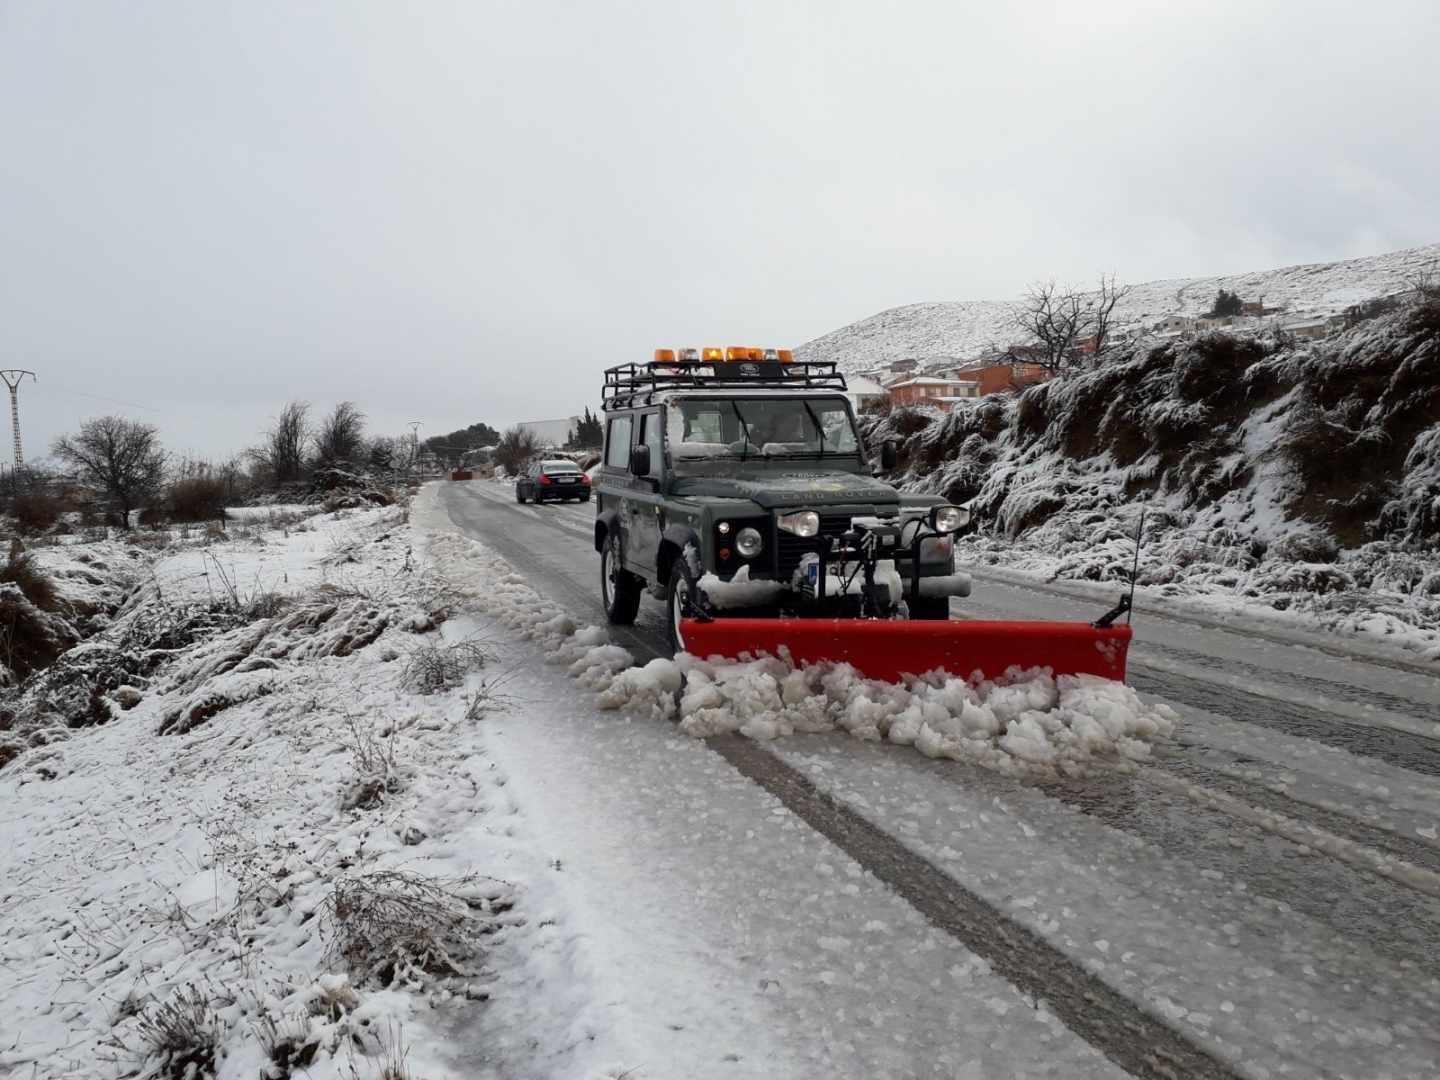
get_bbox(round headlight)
[931,505,970,534]
[735,527,763,558]
[778,510,820,537]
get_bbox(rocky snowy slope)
[797,242,1440,373]
[863,293,1440,661]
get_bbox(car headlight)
[778,510,820,537]
[930,505,970,534]
[735,526,763,558]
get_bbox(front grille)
[775,514,851,581]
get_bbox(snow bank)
[675,655,1175,776]
[414,492,1178,777]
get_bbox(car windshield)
[667,397,860,459]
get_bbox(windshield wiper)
[729,401,753,462]
[800,400,826,455]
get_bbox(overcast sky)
[3,1,1438,461]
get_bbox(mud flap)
[678,618,1133,683]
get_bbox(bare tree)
[1089,273,1131,356]
[494,426,539,475]
[311,401,367,486]
[1012,275,1132,375]
[252,401,310,486]
[1013,281,1086,373]
[51,416,167,527]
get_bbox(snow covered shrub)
[340,713,405,810]
[401,639,492,694]
[11,491,63,533]
[133,984,224,1080]
[0,553,78,685]
[325,870,494,987]
[1269,530,1340,564]
[254,1011,320,1077]
[1404,290,1440,338]
[1249,562,1356,596]
[1013,383,1050,440]
[167,476,229,523]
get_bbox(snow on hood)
[670,470,902,509]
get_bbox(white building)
[846,375,888,414]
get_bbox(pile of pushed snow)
[417,513,1178,777]
[675,655,1175,776]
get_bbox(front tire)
[665,555,695,654]
[601,532,641,625]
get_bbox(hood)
[671,471,901,510]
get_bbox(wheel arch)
[657,523,702,585]
[594,508,621,553]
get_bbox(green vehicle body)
[591,361,968,640]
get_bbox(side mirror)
[629,444,651,477]
[880,440,898,470]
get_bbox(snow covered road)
[433,478,1440,1078]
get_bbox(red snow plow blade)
[679,618,1133,683]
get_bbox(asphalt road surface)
[438,478,1440,1079]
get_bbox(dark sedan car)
[516,458,591,503]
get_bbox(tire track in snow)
[1127,666,1440,778]
[1035,772,1440,969]
[1135,638,1431,722]
[1152,752,1440,877]
[711,735,1247,1080]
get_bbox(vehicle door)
[601,413,634,556]
[626,409,665,574]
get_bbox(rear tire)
[908,596,951,621]
[516,486,527,504]
[601,532,641,625]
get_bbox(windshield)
[667,397,860,460]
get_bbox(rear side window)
[637,412,662,477]
[605,416,632,469]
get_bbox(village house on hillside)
[887,375,980,410]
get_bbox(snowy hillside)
[798,242,1440,374]
[861,293,1440,660]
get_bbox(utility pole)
[0,369,37,466]
[408,420,422,484]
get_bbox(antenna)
[1092,505,1147,630]
[1127,506,1146,626]
[0,369,37,466]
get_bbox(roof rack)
[602,360,848,411]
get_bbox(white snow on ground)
[3,505,535,1079]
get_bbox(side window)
[637,411,662,477]
[605,416,632,469]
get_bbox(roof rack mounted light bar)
[601,359,849,410]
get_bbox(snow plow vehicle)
[592,349,1133,683]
